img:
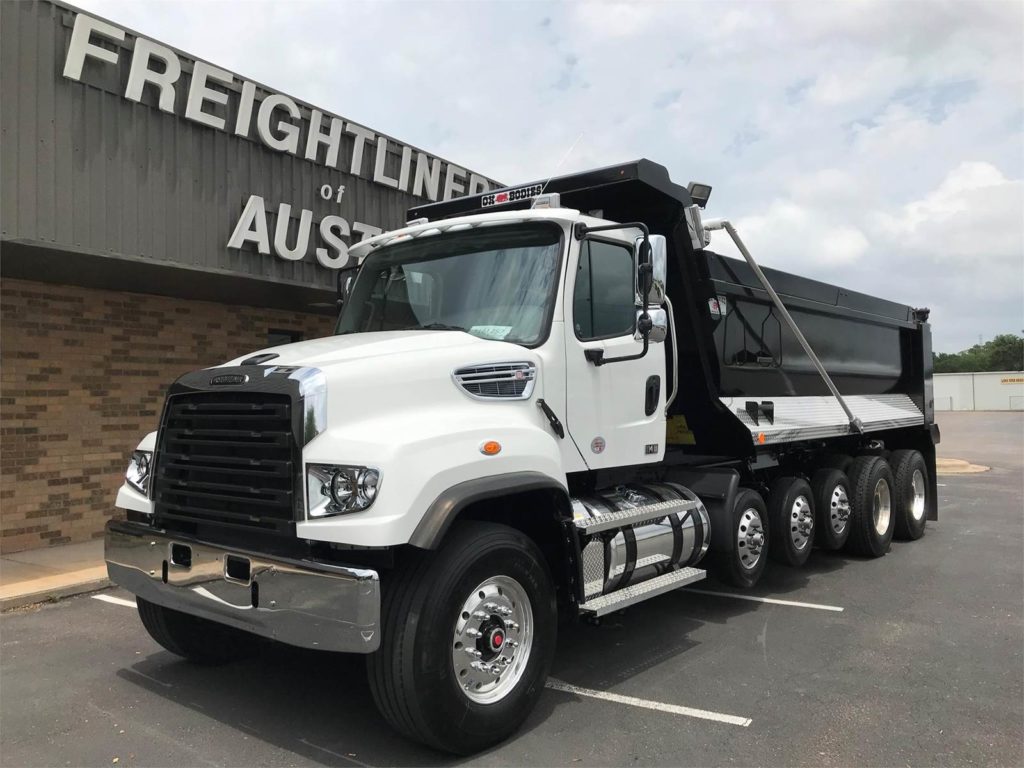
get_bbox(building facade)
[0,1,498,552]
[934,372,1024,411]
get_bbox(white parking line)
[91,594,136,608]
[684,588,844,612]
[545,679,752,727]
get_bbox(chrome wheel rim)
[789,494,813,551]
[737,508,765,570]
[910,469,926,521]
[830,484,851,536]
[452,575,533,705]
[872,478,892,536]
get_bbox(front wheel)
[367,522,557,754]
[136,597,248,665]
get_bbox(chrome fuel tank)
[572,482,711,601]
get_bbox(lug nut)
[505,639,519,649]
[464,627,482,638]
[505,621,520,631]
[464,648,482,658]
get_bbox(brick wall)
[0,278,334,553]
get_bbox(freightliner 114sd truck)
[106,159,939,753]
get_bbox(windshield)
[335,223,563,346]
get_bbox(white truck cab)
[106,160,939,754]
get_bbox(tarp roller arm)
[701,218,864,434]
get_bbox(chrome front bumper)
[104,521,380,653]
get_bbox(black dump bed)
[410,159,935,456]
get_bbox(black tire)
[811,468,852,551]
[710,487,769,589]
[819,453,854,474]
[844,456,896,557]
[136,597,245,665]
[767,477,815,567]
[890,449,929,540]
[367,521,557,755]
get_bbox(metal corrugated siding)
[1,0,491,293]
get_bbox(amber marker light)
[481,440,502,456]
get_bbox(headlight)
[126,450,152,495]
[306,464,382,518]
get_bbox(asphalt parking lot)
[2,412,1022,767]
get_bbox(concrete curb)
[1,566,111,611]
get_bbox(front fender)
[409,471,570,549]
[297,417,567,547]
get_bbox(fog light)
[357,468,380,503]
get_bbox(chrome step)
[574,499,699,535]
[583,553,670,598]
[578,567,706,617]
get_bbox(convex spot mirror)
[635,307,668,343]
[634,234,667,307]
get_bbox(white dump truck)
[106,160,939,753]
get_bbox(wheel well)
[457,489,579,613]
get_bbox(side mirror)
[336,264,359,311]
[635,234,667,306]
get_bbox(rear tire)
[844,456,895,557]
[811,468,852,551]
[890,449,929,540]
[367,521,557,755]
[711,487,769,589]
[136,597,245,665]
[768,477,815,567]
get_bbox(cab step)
[578,566,706,617]
[584,553,670,598]
[574,498,699,535]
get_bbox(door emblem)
[590,436,606,454]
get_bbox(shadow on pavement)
[118,638,565,767]
[116,547,861,765]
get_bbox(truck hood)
[216,331,546,442]
[222,330,518,370]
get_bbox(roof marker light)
[532,193,561,209]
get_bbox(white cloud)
[874,162,1023,286]
[71,0,1024,351]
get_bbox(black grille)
[153,392,298,533]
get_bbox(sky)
[74,0,1023,353]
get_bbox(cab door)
[563,235,666,469]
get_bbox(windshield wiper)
[400,323,468,332]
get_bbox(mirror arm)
[576,221,655,366]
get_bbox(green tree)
[934,334,1024,373]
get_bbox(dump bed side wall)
[701,251,920,399]
[663,228,935,456]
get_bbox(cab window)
[573,240,635,340]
